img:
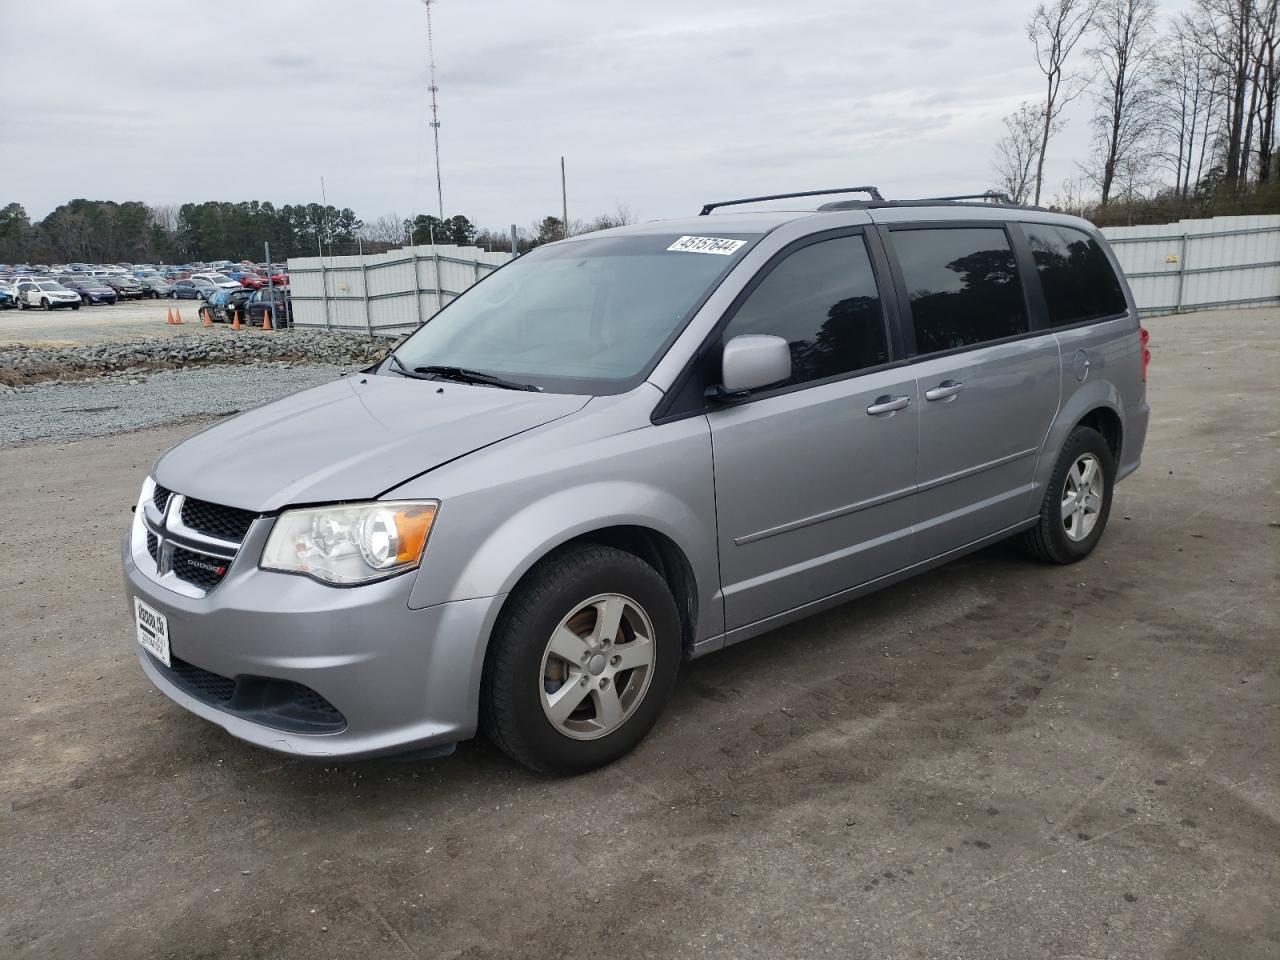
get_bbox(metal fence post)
[433,244,444,314]
[319,262,332,330]
[409,244,424,327]
[360,248,372,336]
[1174,233,1189,314]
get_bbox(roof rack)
[916,191,1013,203]
[699,186,884,216]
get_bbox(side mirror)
[719,334,791,394]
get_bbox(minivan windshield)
[389,233,756,394]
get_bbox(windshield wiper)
[387,354,433,380]
[413,365,541,392]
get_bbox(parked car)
[60,277,119,305]
[243,286,291,326]
[17,279,81,310]
[198,287,255,323]
[169,278,217,300]
[0,280,16,308]
[123,188,1150,774]
[191,272,242,292]
[225,270,265,289]
[135,274,172,298]
[103,275,144,299]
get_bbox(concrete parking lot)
[1,309,1277,959]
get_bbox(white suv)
[17,280,82,310]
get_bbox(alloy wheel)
[538,593,656,741]
[1061,453,1104,542]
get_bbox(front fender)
[408,479,721,635]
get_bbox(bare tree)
[1028,0,1100,204]
[1156,17,1218,197]
[992,102,1048,202]
[1087,0,1161,205]
[1251,0,1279,181]
[1194,0,1258,189]
[360,212,408,245]
[583,202,639,232]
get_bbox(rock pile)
[0,330,391,386]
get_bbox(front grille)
[171,546,229,591]
[157,656,347,733]
[181,497,256,542]
[142,486,257,595]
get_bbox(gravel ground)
[0,297,232,346]
[0,363,347,447]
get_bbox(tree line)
[994,0,1280,224]
[0,197,637,266]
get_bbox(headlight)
[261,501,438,585]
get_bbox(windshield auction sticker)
[666,236,748,255]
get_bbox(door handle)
[866,395,911,416]
[924,380,964,401]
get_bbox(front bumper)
[122,522,504,759]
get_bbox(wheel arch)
[1034,380,1127,498]
[519,525,701,658]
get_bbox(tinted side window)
[893,227,1029,354]
[722,235,888,387]
[1024,224,1127,326]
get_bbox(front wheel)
[71,303,80,310]
[481,545,682,775]
[40,298,50,310]
[1019,425,1115,564]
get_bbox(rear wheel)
[1019,426,1115,564]
[481,545,682,775]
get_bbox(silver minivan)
[123,189,1150,774]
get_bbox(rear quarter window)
[1023,224,1127,326]
[892,226,1030,354]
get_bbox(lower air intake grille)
[154,656,347,734]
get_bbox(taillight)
[1139,324,1150,382]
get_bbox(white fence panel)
[1101,214,1280,315]
[287,244,512,335]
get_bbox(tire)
[40,298,50,310]
[1018,425,1115,564]
[481,544,682,775]
[18,298,26,310]
[71,304,80,311]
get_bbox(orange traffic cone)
[174,308,183,325]
[200,306,212,327]
[165,307,174,324]
[231,307,241,331]
[262,308,273,331]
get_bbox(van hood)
[154,374,590,512]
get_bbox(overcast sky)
[2,0,1191,231]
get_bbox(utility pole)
[561,156,569,240]
[424,0,444,224]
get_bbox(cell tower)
[423,0,444,224]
